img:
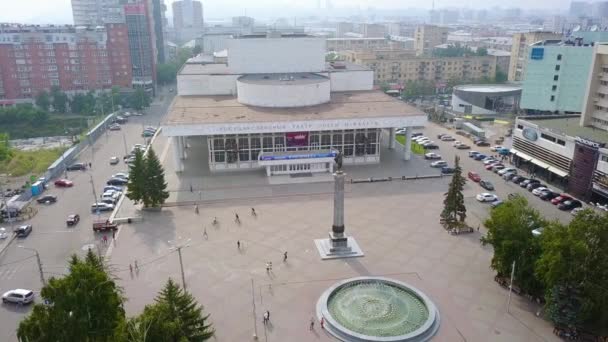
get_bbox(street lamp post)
[169,238,191,291]
[18,246,46,286]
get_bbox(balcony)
[597,85,608,95]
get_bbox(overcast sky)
[0,0,571,25]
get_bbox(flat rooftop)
[238,73,328,85]
[521,116,608,143]
[164,91,424,125]
[455,84,521,93]
[179,62,370,76]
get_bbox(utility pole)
[19,246,46,286]
[507,260,516,313]
[169,238,191,291]
[122,132,129,156]
[89,173,100,217]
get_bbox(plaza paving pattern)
[109,179,559,342]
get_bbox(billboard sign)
[286,132,309,147]
[259,151,337,161]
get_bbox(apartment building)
[0,23,131,101]
[508,31,563,82]
[71,0,124,26]
[172,0,203,43]
[360,24,386,38]
[414,25,448,56]
[125,2,156,88]
[326,38,389,52]
[340,49,496,85]
[582,42,608,130]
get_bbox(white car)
[2,289,34,305]
[430,160,448,168]
[476,193,498,202]
[101,192,121,201]
[483,159,498,165]
[468,150,480,157]
[421,141,435,146]
[532,228,544,237]
[413,136,428,142]
[441,135,455,141]
[123,111,132,117]
[91,203,115,212]
[491,145,505,152]
[112,173,129,180]
[0,227,7,239]
[424,153,441,160]
[110,156,119,165]
[395,128,407,135]
[532,187,551,196]
[415,137,430,143]
[497,167,517,175]
[453,141,462,147]
[571,207,585,216]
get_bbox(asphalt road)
[413,123,575,227]
[0,87,174,341]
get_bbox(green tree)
[0,133,12,161]
[440,155,466,230]
[481,196,545,296]
[476,47,488,56]
[129,279,214,342]
[17,249,125,342]
[157,63,178,85]
[126,149,147,205]
[35,90,51,111]
[129,88,150,110]
[143,148,169,207]
[536,210,608,331]
[50,86,68,113]
[111,86,121,113]
[495,70,508,83]
[192,44,202,56]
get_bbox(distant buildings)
[360,24,386,38]
[582,42,608,130]
[414,25,448,56]
[336,22,354,38]
[339,49,496,86]
[125,2,156,89]
[172,0,203,44]
[0,24,131,103]
[71,0,125,26]
[508,31,563,82]
[326,38,389,52]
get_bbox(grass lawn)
[0,148,66,177]
[394,135,425,155]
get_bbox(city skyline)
[1,0,574,25]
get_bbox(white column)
[266,166,271,177]
[329,161,333,173]
[388,128,396,149]
[172,137,184,172]
[404,127,412,161]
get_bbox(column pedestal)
[389,128,396,149]
[404,127,412,161]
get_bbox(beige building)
[340,49,496,85]
[326,38,389,52]
[582,42,608,130]
[414,25,449,56]
[508,31,563,82]
[361,23,387,38]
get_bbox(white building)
[163,33,426,177]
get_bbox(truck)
[92,219,118,232]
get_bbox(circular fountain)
[316,277,440,342]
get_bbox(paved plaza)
[109,176,559,342]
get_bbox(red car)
[468,171,481,182]
[54,179,74,187]
[551,194,572,205]
[485,163,502,171]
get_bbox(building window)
[555,65,560,71]
[601,155,608,162]
[517,124,523,130]
[557,139,566,146]
[552,85,557,91]
[553,75,559,81]
[541,133,556,142]
[557,54,562,61]
[550,95,555,102]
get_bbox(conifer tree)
[126,149,146,204]
[440,155,467,230]
[143,148,169,207]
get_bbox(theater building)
[162,33,426,177]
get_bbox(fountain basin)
[316,277,440,342]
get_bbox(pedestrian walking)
[310,317,315,330]
[89,162,92,169]
[213,216,218,225]
[266,310,270,322]
[237,240,241,249]
[235,213,240,223]
[203,227,208,239]
[129,264,133,274]
[134,260,139,271]
[102,235,108,244]
[283,251,288,262]
[321,317,324,329]
[112,230,116,240]
[269,261,272,271]
[477,225,480,232]
[190,184,193,192]
[266,262,270,272]
[251,207,256,216]
[194,204,199,214]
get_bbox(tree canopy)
[144,148,169,207]
[432,44,488,58]
[126,149,147,205]
[440,156,466,230]
[481,195,546,296]
[17,250,125,342]
[35,90,51,112]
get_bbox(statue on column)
[334,151,343,171]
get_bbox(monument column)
[404,127,412,161]
[332,171,346,235]
[388,128,396,149]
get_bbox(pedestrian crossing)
[0,263,23,281]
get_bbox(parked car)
[100,197,117,205]
[114,116,127,124]
[411,132,423,138]
[532,187,551,196]
[2,289,34,305]
[532,228,544,237]
[485,163,502,170]
[54,179,73,187]
[66,163,86,171]
[107,178,128,186]
[520,179,540,188]
[558,200,583,211]
[492,165,505,173]
[91,203,115,212]
[540,191,560,201]
[491,200,504,208]
[503,172,517,181]
[104,185,123,192]
[469,151,480,157]
[14,224,32,237]
[424,144,439,150]
[551,194,572,205]
[468,171,481,182]
[571,207,585,215]
[441,167,455,174]
[110,156,119,165]
[441,135,455,141]
[36,195,57,204]
[112,172,129,179]
[430,161,448,168]
[453,141,462,147]
[498,168,517,175]
[421,141,436,147]
[475,141,491,147]
[66,214,80,226]
[133,112,144,116]
[480,180,494,190]
[527,183,546,191]
[142,130,155,137]
[424,153,441,160]
[491,145,505,152]
[473,154,487,161]
[109,124,121,131]
[456,144,471,149]
[437,133,447,139]
[511,176,527,184]
[0,228,7,239]
[476,193,498,202]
